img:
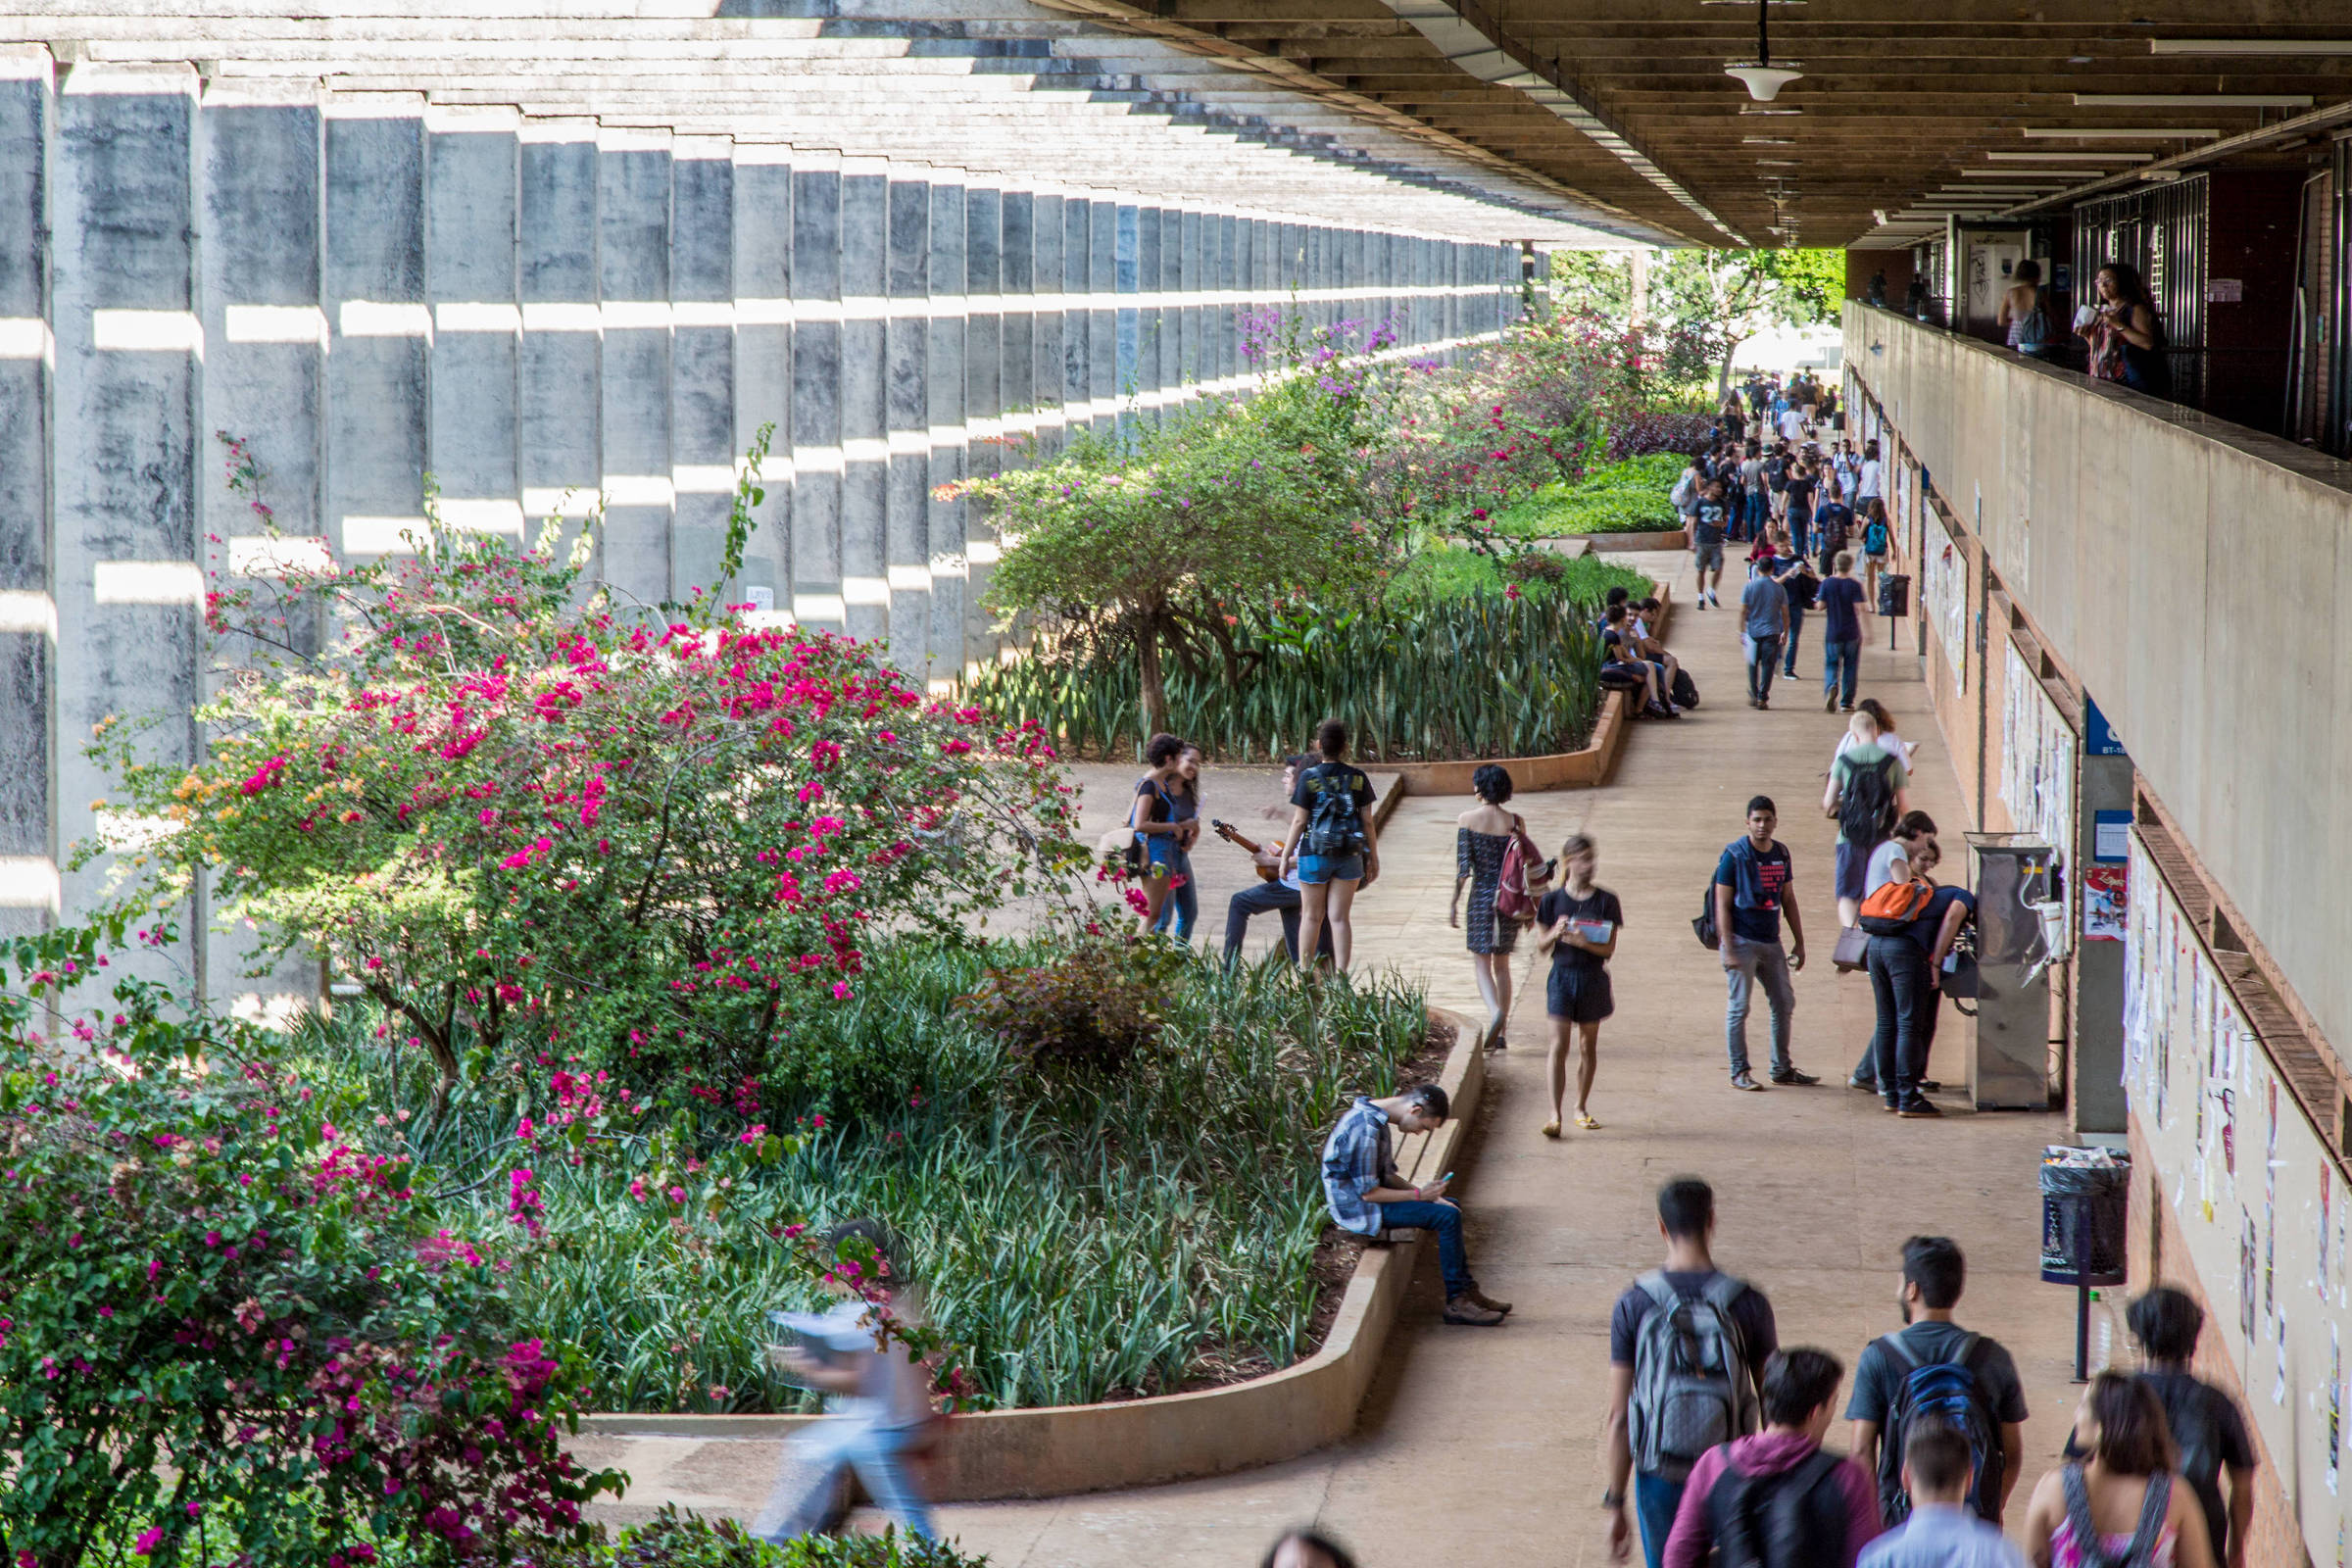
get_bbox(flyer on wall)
[2081,865,2127,941]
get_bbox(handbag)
[1833,925,1870,973]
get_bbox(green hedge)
[966,577,1628,763]
[1485,450,1688,538]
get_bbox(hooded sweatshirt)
[1663,1429,1884,1568]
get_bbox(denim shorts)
[1297,852,1364,885]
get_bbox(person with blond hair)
[1536,833,1620,1135]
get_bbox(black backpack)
[1877,1332,2002,1526]
[1671,667,1700,710]
[1298,766,1369,858]
[1706,1446,1849,1568]
[1836,754,1898,847]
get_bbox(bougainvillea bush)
[0,919,622,1568]
[101,462,1083,1113]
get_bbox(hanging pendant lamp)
[1726,0,1803,101]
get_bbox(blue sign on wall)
[2083,695,2127,757]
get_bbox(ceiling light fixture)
[1987,151,2154,162]
[2072,92,2313,107]
[1741,136,1796,144]
[2021,127,2222,138]
[1960,169,2094,178]
[2149,38,2352,55]
[1725,0,1803,100]
[1740,106,1803,116]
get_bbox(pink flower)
[133,1530,164,1556]
[831,981,853,1001]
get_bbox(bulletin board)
[2123,830,2352,1549]
[1921,500,1968,693]
[1999,639,2078,876]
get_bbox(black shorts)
[1546,964,1615,1024]
[1835,838,1868,902]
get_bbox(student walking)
[1847,1238,2030,1533]
[1860,501,1893,607]
[1663,1348,1884,1568]
[1279,719,1381,973]
[1129,733,1192,936]
[1774,549,1818,681]
[2091,1289,2257,1568]
[1740,564,1789,710]
[1537,833,1620,1136]
[1604,1177,1779,1568]
[1858,1421,2029,1568]
[2023,1373,2219,1568]
[1451,764,1546,1051]
[1150,742,1203,943]
[1819,552,1868,711]
[1220,754,1336,967]
[1712,798,1813,1091]
[1825,709,1910,928]
[1693,483,1730,609]
[1319,1082,1510,1326]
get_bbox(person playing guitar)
[1213,755,1335,967]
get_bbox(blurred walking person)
[1280,719,1382,973]
[1451,764,1546,1051]
[1537,833,1621,1135]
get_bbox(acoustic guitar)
[1210,818,1282,883]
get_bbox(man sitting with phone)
[1320,1082,1510,1326]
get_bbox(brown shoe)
[1444,1297,1507,1326]
[1466,1288,1514,1316]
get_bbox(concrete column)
[597,127,673,607]
[1058,189,1089,439]
[516,119,600,551]
[998,188,1036,460]
[1177,206,1202,392]
[1112,200,1138,434]
[958,183,1001,675]
[425,106,520,549]
[197,76,324,1006]
[1152,205,1180,402]
[925,174,967,686]
[1214,212,1238,385]
[324,93,426,561]
[669,136,734,597]
[1131,204,1162,419]
[882,166,929,668]
[1030,187,1063,459]
[52,62,201,940]
[1089,197,1116,435]
[0,47,50,937]
[731,144,792,610]
[838,155,888,643]
[789,149,842,631]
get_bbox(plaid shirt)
[1321,1097,1399,1236]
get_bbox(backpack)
[1706,1446,1850,1568]
[1863,519,1890,555]
[1672,470,1699,514]
[2059,1462,2172,1568]
[1671,667,1700,710]
[1494,815,1546,924]
[1878,1331,2001,1526]
[1835,753,1898,847]
[1858,878,1934,936]
[1628,1271,1761,1482]
[1298,766,1368,858]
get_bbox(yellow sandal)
[1576,1110,1602,1130]
[1541,1119,1562,1139]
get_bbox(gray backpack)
[1629,1271,1762,1481]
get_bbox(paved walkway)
[582,553,2095,1565]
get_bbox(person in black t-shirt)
[2074,1287,2256,1568]
[1535,833,1622,1136]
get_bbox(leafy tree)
[1644,248,1844,397]
[101,436,1082,1115]
[952,318,1395,738]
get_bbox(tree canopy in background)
[1552,248,1844,397]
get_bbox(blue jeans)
[1152,846,1198,941]
[1867,935,1933,1107]
[1636,1472,1687,1568]
[1781,611,1804,676]
[755,1415,935,1544]
[1743,634,1782,702]
[1221,881,1332,965]
[1823,636,1859,707]
[1788,506,1812,559]
[1376,1199,1472,1298]
[1742,490,1767,537]
[1724,935,1794,1078]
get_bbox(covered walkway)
[581,552,2093,1564]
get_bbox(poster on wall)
[1999,640,2078,871]
[2242,1208,2260,1342]
[1922,506,1969,693]
[2082,866,2127,941]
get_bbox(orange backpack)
[1857,878,1934,936]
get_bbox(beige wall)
[1844,301,2352,1069]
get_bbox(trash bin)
[2040,1146,2131,1287]
[1877,572,1911,619]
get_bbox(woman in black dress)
[1449,764,1543,1051]
[1536,833,1622,1136]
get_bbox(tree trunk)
[1715,337,1746,404]
[1136,612,1170,740]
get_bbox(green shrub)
[1389,547,1650,609]
[612,1508,986,1568]
[959,939,1182,1078]
[1480,450,1687,538]
[298,943,1431,1412]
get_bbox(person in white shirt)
[756,1221,939,1543]
[1778,404,1808,444]
[1856,440,1885,507]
